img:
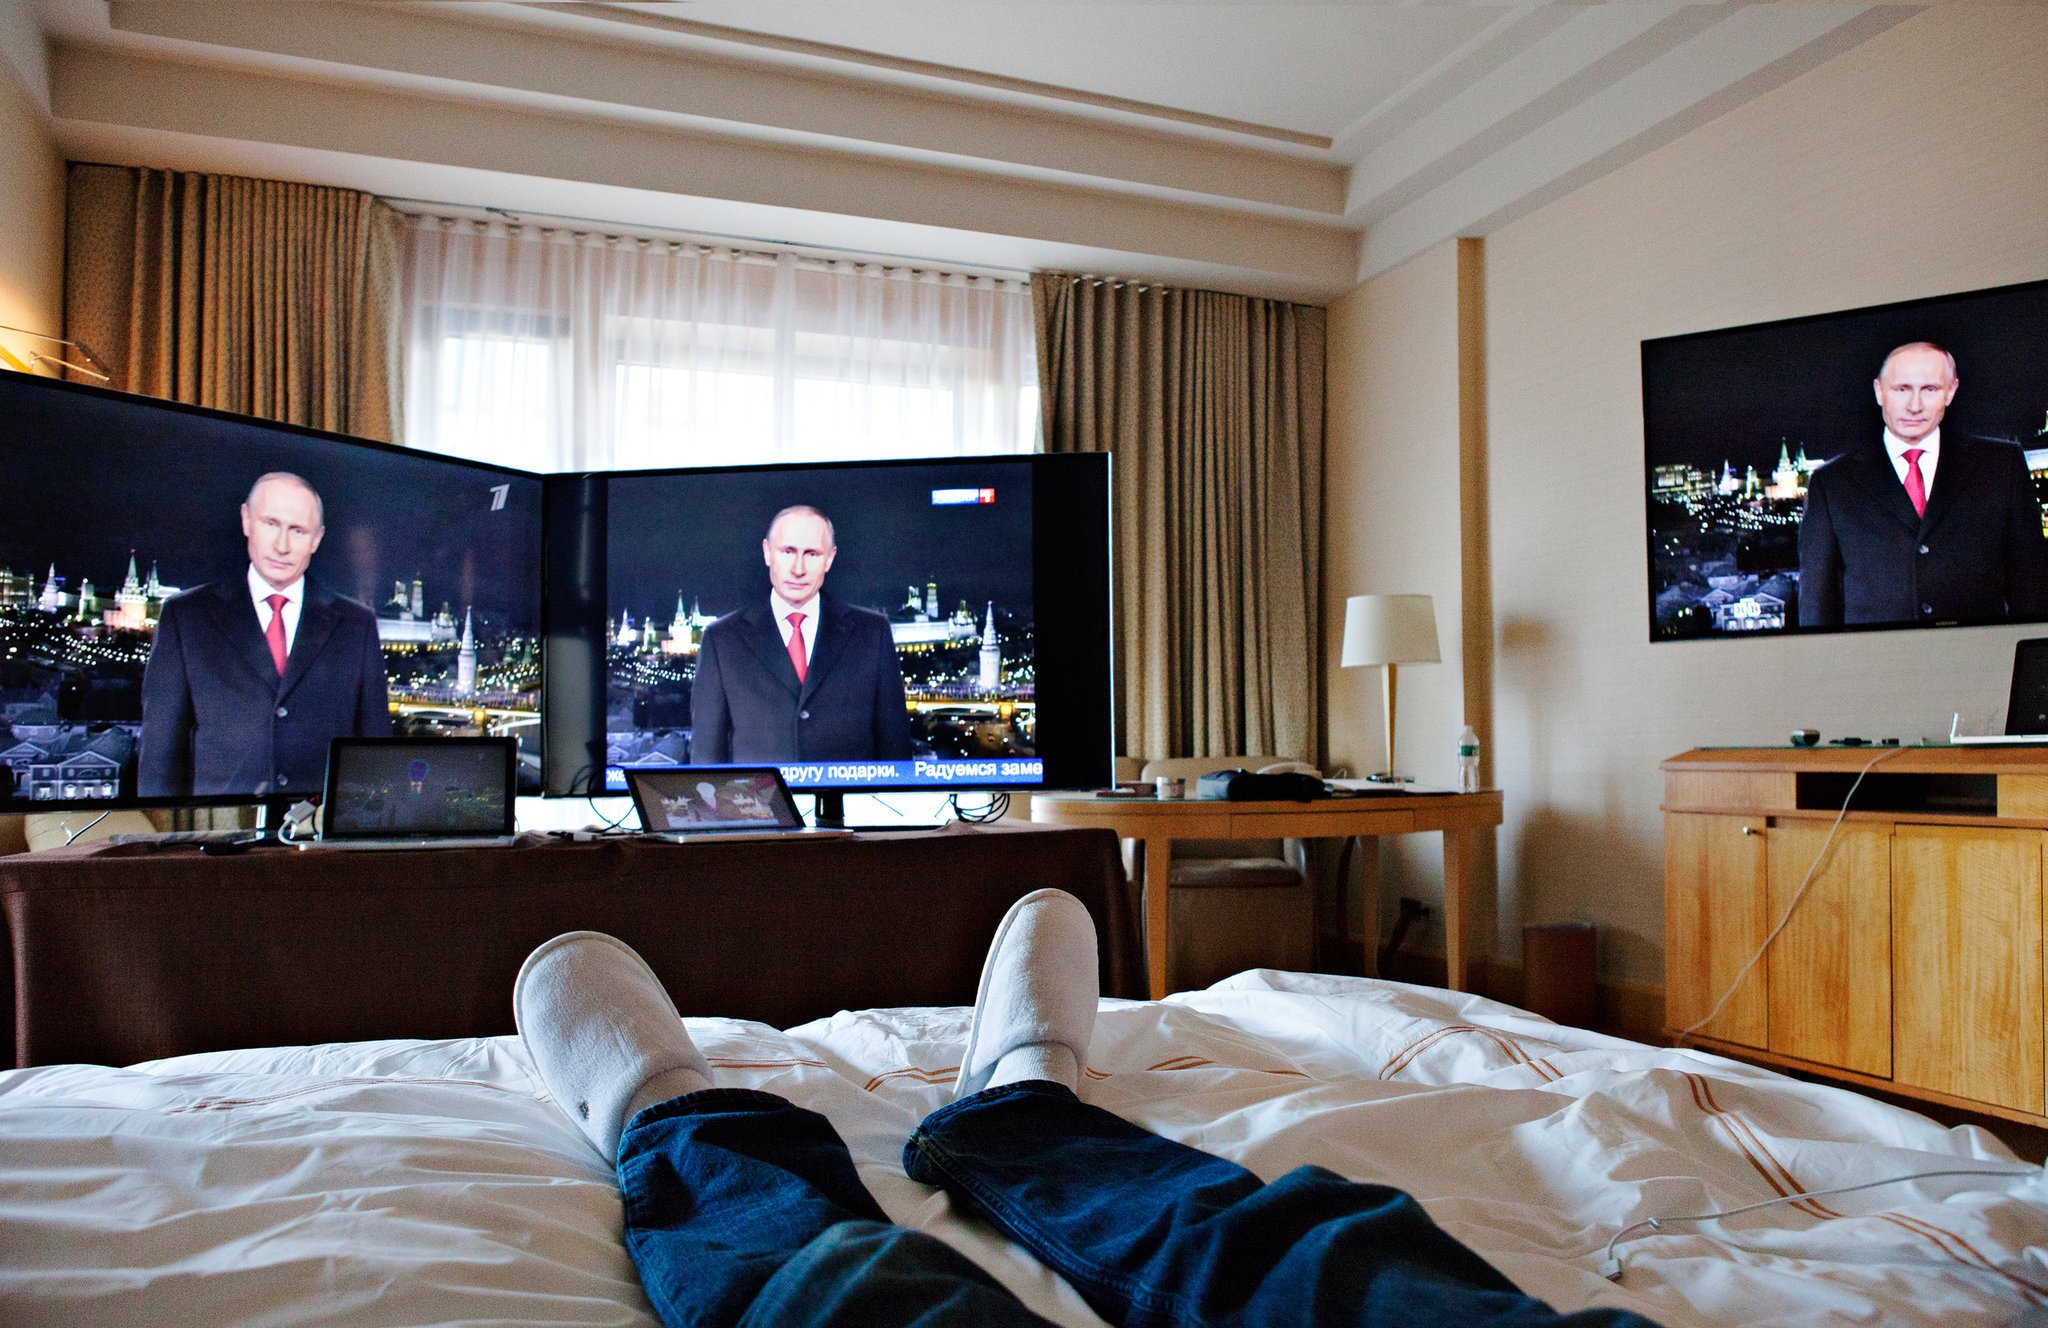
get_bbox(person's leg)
[913,893,1660,1328]
[515,931,1054,1328]
[907,1084,1659,1328]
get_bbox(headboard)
[1,823,1139,1067]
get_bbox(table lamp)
[1340,593,1440,783]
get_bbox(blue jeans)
[617,1082,1661,1328]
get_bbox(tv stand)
[1664,746,2048,1127]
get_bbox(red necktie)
[1903,447,1928,517]
[786,612,807,684]
[265,593,289,676]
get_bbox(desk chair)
[1138,755,1316,991]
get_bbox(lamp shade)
[1340,594,1440,668]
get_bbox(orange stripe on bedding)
[1471,1027,1562,1082]
[1378,1025,1560,1082]
[1878,1212,2048,1302]
[1693,1076,1840,1217]
[861,1064,1114,1090]
[1134,1058,1303,1077]
[705,1058,827,1071]
[1682,1073,1836,1220]
[1146,1056,1214,1072]
[863,1065,960,1092]
[165,1076,519,1112]
[1670,1076,2040,1299]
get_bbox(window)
[402,219,1038,471]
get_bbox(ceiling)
[23,1,1914,301]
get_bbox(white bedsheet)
[2,972,2044,1326]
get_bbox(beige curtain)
[63,163,404,442]
[1033,272,1325,765]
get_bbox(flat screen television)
[0,370,546,809]
[575,453,1112,803]
[1642,278,2048,641]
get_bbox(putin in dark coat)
[1798,342,2048,627]
[140,473,392,797]
[689,505,912,764]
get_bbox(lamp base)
[1364,771,1409,785]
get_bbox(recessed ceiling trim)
[1330,4,1568,161]
[51,43,1360,291]
[1345,3,1723,222]
[1355,2,1908,282]
[567,2,1334,150]
[103,0,1345,212]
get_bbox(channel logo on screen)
[931,487,996,506]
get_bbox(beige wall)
[1324,240,1475,953]
[0,0,61,366]
[1327,5,2048,987]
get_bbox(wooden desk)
[1032,790,1504,999]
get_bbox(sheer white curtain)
[400,216,1039,471]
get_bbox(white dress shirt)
[248,565,306,654]
[1883,427,1941,497]
[770,591,819,670]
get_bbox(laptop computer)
[1951,638,2048,745]
[626,766,850,843]
[296,736,523,850]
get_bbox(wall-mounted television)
[1642,278,2048,641]
[556,452,1113,801]
[0,371,545,809]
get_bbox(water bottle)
[1456,725,1481,793]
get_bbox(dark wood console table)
[0,823,1139,1068]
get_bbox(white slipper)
[955,889,1099,1099]
[513,930,711,1159]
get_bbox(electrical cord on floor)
[1674,746,1905,1047]
[1601,1164,2039,1281]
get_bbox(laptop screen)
[322,737,518,838]
[626,767,805,833]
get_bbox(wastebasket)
[1521,921,1597,1028]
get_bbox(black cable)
[948,792,1009,823]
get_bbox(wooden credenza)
[1664,746,2048,1125]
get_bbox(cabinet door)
[1892,826,2043,1115]
[1665,812,1769,1047]
[1765,820,1890,1077]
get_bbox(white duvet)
[2,972,2044,1327]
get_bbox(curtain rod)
[380,195,1034,282]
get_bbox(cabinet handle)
[1740,825,1758,836]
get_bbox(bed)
[3,970,2044,1327]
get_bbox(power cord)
[1638,750,2043,1286]
[948,792,1009,823]
[1601,1164,2038,1281]
[60,810,111,846]
[1675,746,1904,1046]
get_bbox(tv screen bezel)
[0,369,548,814]
[570,450,1114,799]
[1640,276,2048,644]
